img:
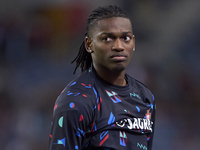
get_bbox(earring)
[88,50,93,53]
[133,48,135,51]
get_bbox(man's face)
[86,17,135,73]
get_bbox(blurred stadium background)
[0,0,200,150]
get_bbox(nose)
[112,39,124,51]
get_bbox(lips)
[110,53,127,61]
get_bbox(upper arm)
[48,90,95,150]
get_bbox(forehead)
[91,17,132,36]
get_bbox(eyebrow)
[98,31,133,36]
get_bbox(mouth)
[110,54,127,61]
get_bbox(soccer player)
[48,5,156,150]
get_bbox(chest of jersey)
[85,86,153,149]
[92,85,153,133]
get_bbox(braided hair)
[71,5,130,74]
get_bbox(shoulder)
[126,74,155,102]
[126,73,148,89]
[53,70,97,115]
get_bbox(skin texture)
[85,17,135,86]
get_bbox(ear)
[132,35,135,51]
[85,36,93,52]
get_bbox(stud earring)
[88,50,93,53]
[133,48,135,51]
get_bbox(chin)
[112,66,125,73]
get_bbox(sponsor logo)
[116,109,153,132]
[116,118,153,132]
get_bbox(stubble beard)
[112,65,126,73]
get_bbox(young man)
[48,5,155,150]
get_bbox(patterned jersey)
[48,67,156,150]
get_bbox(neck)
[93,66,126,86]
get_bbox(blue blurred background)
[0,0,200,150]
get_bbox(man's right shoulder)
[53,71,97,114]
[66,70,95,92]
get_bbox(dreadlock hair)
[71,5,130,74]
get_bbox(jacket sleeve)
[48,91,94,150]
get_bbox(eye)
[123,36,131,41]
[102,37,113,42]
